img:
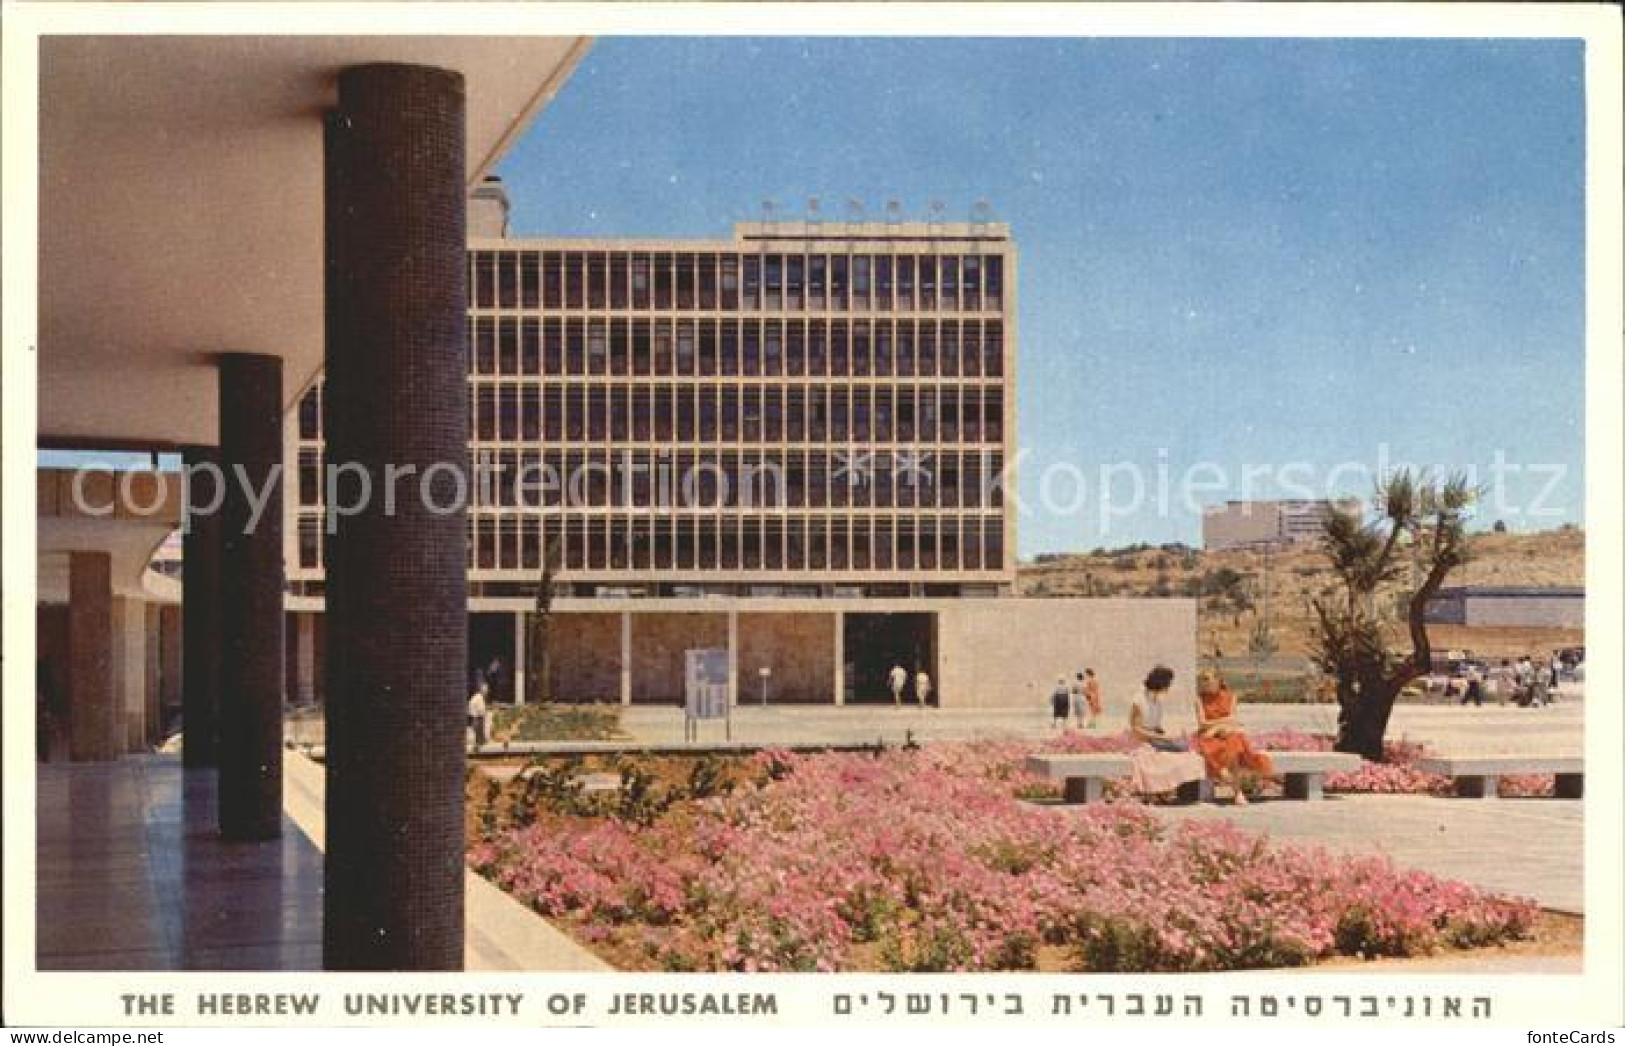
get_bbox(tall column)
[183,450,223,768]
[323,63,468,972]
[619,612,632,706]
[726,610,739,707]
[217,353,285,841]
[159,605,182,739]
[112,597,146,752]
[833,611,845,706]
[512,611,526,707]
[67,551,116,761]
[144,604,163,746]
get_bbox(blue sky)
[496,36,1586,556]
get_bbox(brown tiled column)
[159,605,182,739]
[322,63,468,971]
[183,449,223,769]
[144,604,162,746]
[67,551,116,761]
[217,353,285,841]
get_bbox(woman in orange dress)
[1192,669,1274,804]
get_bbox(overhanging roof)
[39,35,590,450]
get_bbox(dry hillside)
[1019,527,1585,661]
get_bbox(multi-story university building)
[282,188,1194,710]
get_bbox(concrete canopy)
[39,35,589,450]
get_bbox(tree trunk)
[1334,676,1402,761]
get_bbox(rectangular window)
[984,255,1003,310]
[875,256,893,311]
[919,255,937,309]
[676,253,695,309]
[851,323,871,377]
[676,388,696,441]
[698,320,718,376]
[521,253,541,308]
[720,256,740,309]
[676,322,696,376]
[543,319,564,374]
[830,517,850,569]
[542,252,563,308]
[939,321,959,378]
[785,255,803,310]
[609,254,629,309]
[785,321,805,377]
[763,322,782,376]
[631,254,651,309]
[830,255,848,310]
[654,385,674,440]
[742,256,760,311]
[698,253,718,310]
[299,515,320,569]
[587,254,608,309]
[564,252,584,309]
[963,255,981,311]
[609,318,629,376]
[808,255,826,310]
[298,449,320,506]
[499,385,520,441]
[808,322,827,375]
[631,320,651,375]
[654,253,673,309]
[474,318,496,375]
[940,255,959,310]
[521,319,540,375]
[497,254,519,308]
[298,386,321,440]
[984,321,1004,377]
[896,255,915,310]
[498,318,519,375]
[565,320,586,374]
[852,256,871,311]
[720,323,739,376]
[764,254,783,311]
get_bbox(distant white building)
[1424,586,1584,629]
[1202,499,1360,551]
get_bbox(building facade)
[1202,499,1360,551]
[284,208,1194,708]
[1424,586,1585,629]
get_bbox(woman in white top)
[1127,665,1205,795]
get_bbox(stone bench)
[1025,753,1135,804]
[1025,751,1361,804]
[1266,751,1364,800]
[1415,755,1583,798]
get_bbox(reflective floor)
[35,755,323,971]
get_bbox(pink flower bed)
[470,746,1537,972]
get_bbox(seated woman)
[1191,668,1274,804]
[1127,666,1206,797]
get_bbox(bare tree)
[525,535,564,707]
[1311,471,1474,760]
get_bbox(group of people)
[886,664,934,706]
[1058,665,1273,804]
[1049,669,1103,729]
[1456,654,1560,708]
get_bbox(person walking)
[467,681,489,749]
[1459,664,1484,707]
[913,668,932,708]
[1490,660,1514,706]
[1051,677,1071,729]
[1068,672,1087,729]
[887,664,909,706]
[1083,667,1102,729]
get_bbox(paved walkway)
[36,753,608,972]
[36,757,323,970]
[1133,793,1583,913]
[614,698,1583,754]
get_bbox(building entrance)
[843,612,936,705]
[469,612,516,704]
